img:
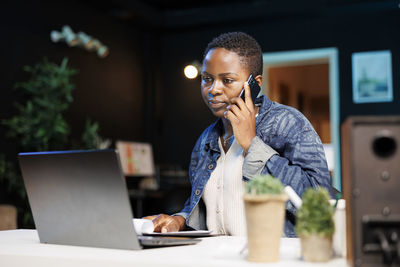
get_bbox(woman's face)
[201,48,250,118]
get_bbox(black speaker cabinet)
[342,116,400,267]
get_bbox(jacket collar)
[204,119,223,153]
[255,95,272,125]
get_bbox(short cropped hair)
[203,32,263,76]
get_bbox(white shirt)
[202,137,247,236]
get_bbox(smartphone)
[239,74,261,102]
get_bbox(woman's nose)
[208,80,222,95]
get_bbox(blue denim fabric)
[175,95,331,237]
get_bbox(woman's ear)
[254,75,263,87]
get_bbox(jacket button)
[195,189,201,195]
[208,164,214,170]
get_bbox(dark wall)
[159,6,400,168]
[0,0,398,220]
[1,1,399,171]
[0,0,149,155]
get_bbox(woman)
[148,32,331,237]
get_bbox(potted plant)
[295,187,335,262]
[243,174,288,262]
[0,58,108,228]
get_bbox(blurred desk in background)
[126,167,191,218]
[0,230,348,267]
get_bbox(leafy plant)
[80,118,111,150]
[0,57,108,228]
[245,174,284,195]
[295,187,334,237]
[3,58,77,151]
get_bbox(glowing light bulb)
[184,65,199,79]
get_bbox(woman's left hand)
[224,81,256,154]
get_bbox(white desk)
[0,230,348,267]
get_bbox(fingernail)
[161,228,167,233]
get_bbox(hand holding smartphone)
[238,74,261,103]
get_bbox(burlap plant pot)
[0,204,17,230]
[300,234,333,262]
[243,193,288,262]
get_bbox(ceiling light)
[184,61,201,79]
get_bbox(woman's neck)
[220,118,233,153]
[221,118,233,138]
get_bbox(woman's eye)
[202,76,213,83]
[223,78,233,84]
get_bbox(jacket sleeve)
[242,130,331,199]
[173,199,190,219]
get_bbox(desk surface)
[0,230,348,267]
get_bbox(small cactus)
[245,174,284,195]
[295,187,335,237]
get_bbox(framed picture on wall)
[352,50,393,103]
[115,141,155,176]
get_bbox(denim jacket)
[175,95,331,237]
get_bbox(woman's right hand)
[143,214,186,233]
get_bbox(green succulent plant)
[295,187,334,237]
[245,174,284,195]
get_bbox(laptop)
[18,149,200,250]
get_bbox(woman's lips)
[209,100,226,109]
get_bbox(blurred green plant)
[295,187,335,237]
[245,174,284,195]
[0,57,108,228]
[80,118,111,150]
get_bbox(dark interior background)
[1,0,400,218]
